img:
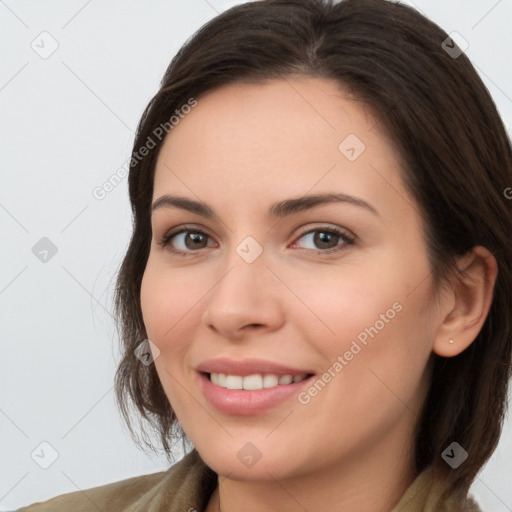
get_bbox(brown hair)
[113,0,512,504]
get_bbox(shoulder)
[16,450,217,512]
[16,470,167,512]
[391,466,484,512]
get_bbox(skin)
[140,76,497,512]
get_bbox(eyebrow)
[151,192,379,218]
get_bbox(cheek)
[301,260,434,415]
[140,259,202,345]
[140,262,200,408]
[291,250,434,387]
[287,255,402,347]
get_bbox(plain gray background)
[1,0,511,510]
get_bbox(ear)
[432,246,498,358]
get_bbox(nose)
[201,252,285,340]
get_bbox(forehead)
[152,77,408,220]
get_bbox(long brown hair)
[113,0,512,503]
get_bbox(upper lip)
[196,358,315,377]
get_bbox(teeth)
[209,372,309,390]
[278,375,293,385]
[243,374,263,390]
[263,374,279,388]
[217,373,227,387]
[225,375,243,390]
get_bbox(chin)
[192,436,308,482]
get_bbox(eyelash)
[157,224,355,257]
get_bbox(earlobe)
[432,246,498,358]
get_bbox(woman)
[18,0,512,510]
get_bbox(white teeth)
[225,375,243,390]
[209,372,309,390]
[263,374,279,388]
[217,373,227,387]
[278,374,293,385]
[242,374,263,390]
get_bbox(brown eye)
[293,227,354,254]
[181,232,209,250]
[159,228,215,255]
[313,231,339,249]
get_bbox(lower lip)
[197,372,314,415]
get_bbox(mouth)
[195,357,317,415]
[204,371,314,390]
[197,369,316,415]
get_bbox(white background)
[1,0,511,510]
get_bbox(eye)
[291,226,355,254]
[158,224,355,257]
[158,226,216,256]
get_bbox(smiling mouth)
[204,372,315,391]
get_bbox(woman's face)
[141,76,441,480]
